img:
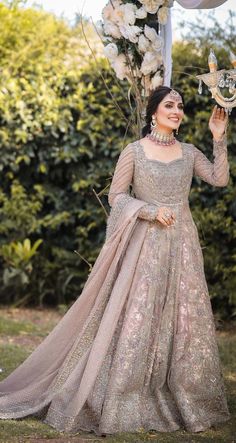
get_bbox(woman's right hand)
[156,206,176,227]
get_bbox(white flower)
[138,34,150,53]
[135,6,147,19]
[157,6,169,25]
[140,50,162,75]
[138,0,164,15]
[144,25,158,43]
[119,25,142,43]
[104,43,118,61]
[103,1,137,28]
[119,3,137,26]
[103,20,122,39]
[151,35,163,52]
[102,0,122,22]
[144,25,163,51]
[112,54,129,80]
[151,71,163,89]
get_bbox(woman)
[0,86,230,435]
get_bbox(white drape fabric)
[161,12,172,87]
[176,0,228,9]
[163,0,228,85]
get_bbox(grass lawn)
[0,308,235,443]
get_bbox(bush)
[0,3,235,320]
[0,2,132,306]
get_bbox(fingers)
[164,214,175,225]
[158,217,175,227]
[210,105,217,120]
[210,105,218,120]
[217,107,226,120]
[212,105,227,121]
[158,217,169,227]
[163,217,171,226]
[156,207,176,227]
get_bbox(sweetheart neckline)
[136,140,184,166]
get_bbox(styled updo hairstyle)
[142,86,184,137]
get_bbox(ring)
[164,212,171,218]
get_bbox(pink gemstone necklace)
[146,129,176,146]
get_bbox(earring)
[176,127,179,135]
[151,115,157,129]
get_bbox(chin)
[168,125,177,131]
[165,122,178,131]
[172,124,180,132]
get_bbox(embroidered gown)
[0,136,230,434]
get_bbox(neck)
[155,125,173,135]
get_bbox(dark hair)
[142,86,184,137]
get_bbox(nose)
[171,108,183,118]
[174,106,183,114]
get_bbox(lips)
[169,118,179,122]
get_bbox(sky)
[26,0,236,35]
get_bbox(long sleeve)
[108,144,159,222]
[193,134,229,187]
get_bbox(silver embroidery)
[0,136,230,435]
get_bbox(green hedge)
[0,3,235,320]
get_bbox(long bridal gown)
[0,135,230,435]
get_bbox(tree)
[0,2,130,306]
[0,2,235,320]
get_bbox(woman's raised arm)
[193,134,229,187]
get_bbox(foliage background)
[0,1,235,320]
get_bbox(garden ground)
[0,308,235,443]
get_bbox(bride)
[0,86,230,435]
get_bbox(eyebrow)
[164,100,184,104]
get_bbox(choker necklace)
[147,129,176,146]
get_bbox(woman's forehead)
[162,92,183,104]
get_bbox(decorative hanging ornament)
[196,48,236,113]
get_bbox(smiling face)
[153,92,184,134]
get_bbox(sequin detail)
[0,136,230,435]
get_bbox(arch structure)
[163,0,229,85]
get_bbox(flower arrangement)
[101,0,172,135]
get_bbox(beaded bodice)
[108,135,229,221]
[133,141,193,205]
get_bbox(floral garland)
[102,1,172,89]
[101,0,172,135]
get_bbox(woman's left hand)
[209,105,228,141]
